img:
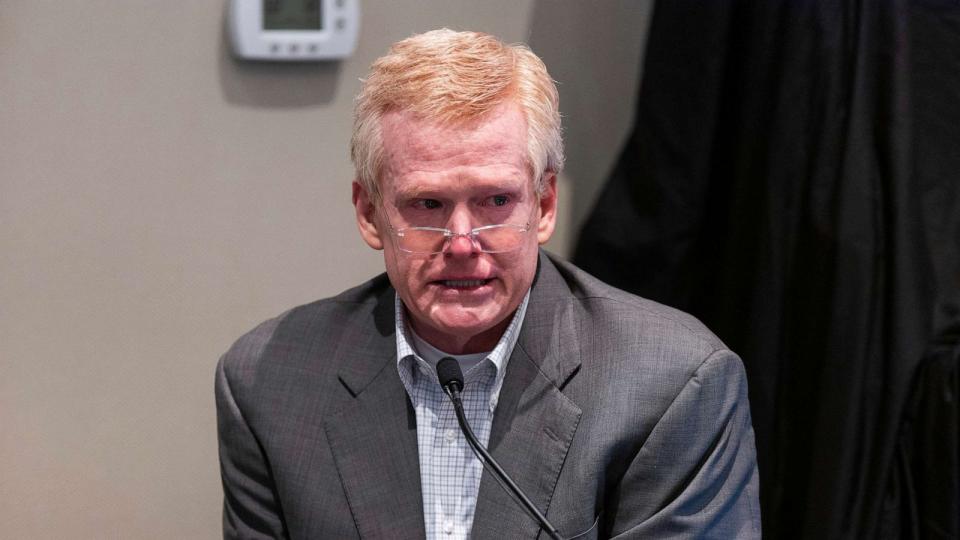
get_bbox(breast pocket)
[561,511,601,540]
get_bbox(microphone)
[436,357,464,398]
[436,357,563,540]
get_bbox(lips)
[439,278,492,289]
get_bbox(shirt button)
[444,429,457,444]
[443,520,454,534]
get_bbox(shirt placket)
[434,391,465,537]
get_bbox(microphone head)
[436,357,464,392]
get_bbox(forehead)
[378,103,532,196]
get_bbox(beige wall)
[0,1,651,537]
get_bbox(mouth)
[435,278,493,290]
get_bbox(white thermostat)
[229,0,359,61]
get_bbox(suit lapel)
[471,254,584,539]
[324,290,426,539]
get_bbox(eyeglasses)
[390,221,532,254]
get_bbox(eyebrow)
[390,173,529,200]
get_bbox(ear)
[536,172,558,245]
[352,181,384,250]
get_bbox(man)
[216,29,761,539]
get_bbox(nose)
[444,231,481,256]
[444,207,480,257]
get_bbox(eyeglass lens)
[399,225,525,254]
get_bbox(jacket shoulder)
[217,273,393,389]
[548,254,727,360]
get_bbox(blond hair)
[351,29,564,202]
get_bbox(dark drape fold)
[574,0,959,538]
[889,325,960,540]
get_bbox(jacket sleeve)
[215,356,289,539]
[609,349,762,539]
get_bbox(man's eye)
[416,199,442,210]
[489,195,510,207]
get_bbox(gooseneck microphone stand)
[436,357,563,540]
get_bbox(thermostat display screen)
[230,0,358,60]
[263,0,322,31]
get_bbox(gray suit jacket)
[216,252,761,539]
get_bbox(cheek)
[393,257,430,296]
[498,250,537,289]
[381,246,410,296]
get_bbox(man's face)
[353,102,557,354]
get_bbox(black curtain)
[574,0,960,538]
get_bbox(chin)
[433,316,497,337]
[427,309,500,335]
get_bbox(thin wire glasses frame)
[388,215,535,255]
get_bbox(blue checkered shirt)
[394,291,530,539]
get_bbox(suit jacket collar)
[472,252,584,538]
[324,284,427,539]
[514,251,584,387]
[326,252,583,539]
